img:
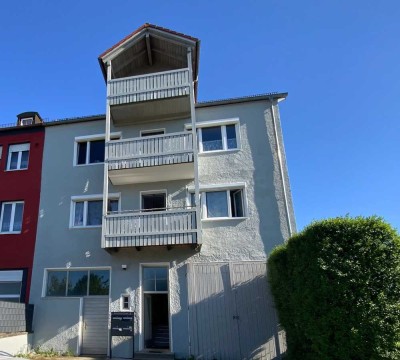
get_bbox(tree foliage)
[268,216,400,360]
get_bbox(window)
[140,129,165,137]
[189,187,246,219]
[198,124,238,152]
[7,143,30,170]
[0,146,2,160]
[46,269,110,297]
[141,191,167,211]
[204,189,244,218]
[74,133,121,166]
[71,196,119,228]
[0,270,23,302]
[21,118,33,126]
[142,267,168,292]
[121,294,130,310]
[0,201,24,233]
[76,139,104,165]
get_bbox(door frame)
[139,262,172,352]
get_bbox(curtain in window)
[74,202,84,226]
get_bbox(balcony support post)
[187,48,201,245]
[102,61,112,247]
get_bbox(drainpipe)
[187,48,201,245]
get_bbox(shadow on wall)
[178,262,286,360]
[247,104,291,256]
[34,323,79,353]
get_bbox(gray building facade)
[29,24,295,360]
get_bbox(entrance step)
[134,351,174,359]
[151,325,169,349]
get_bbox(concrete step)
[134,351,174,359]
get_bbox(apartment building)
[0,112,44,304]
[29,24,295,360]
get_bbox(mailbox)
[110,312,135,358]
[111,312,134,336]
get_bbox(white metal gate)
[188,262,285,360]
[81,297,109,355]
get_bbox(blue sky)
[1,1,399,231]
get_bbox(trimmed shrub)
[268,216,400,360]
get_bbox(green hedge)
[268,216,400,360]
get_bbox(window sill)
[5,168,28,172]
[74,163,104,167]
[199,149,240,156]
[70,225,102,229]
[202,217,247,222]
[0,231,22,235]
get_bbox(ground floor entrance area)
[142,266,170,351]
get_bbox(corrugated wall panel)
[188,263,240,360]
[188,262,284,360]
[231,262,281,360]
[82,297,109,355]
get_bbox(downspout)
[187,48,201,246]
[270,99,293,238]
[102,61,112,249]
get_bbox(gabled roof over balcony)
[98,23,200,100]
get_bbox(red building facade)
[0,113,44,303]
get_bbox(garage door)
[188,262,285,360]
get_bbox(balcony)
[106,132,194,185]
[108,68,191,124]
[102,208,198,249]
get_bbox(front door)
[142,266,170,350]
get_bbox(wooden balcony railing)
[106,132,194,170]
[102,208,197,248]
[108,68,190,106]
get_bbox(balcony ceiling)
[99,24,200,98]
[108,162,194,185]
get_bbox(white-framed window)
[0,146,3,160]
[142,265,169,293]
[45,268,110,297]
[70,194,120,228]
[0,270,23,302]
[6,143,30,170]
[186,119,240,153]
[74,133,120,166]
[21,118,33,126]
[0,201,24,234]
[188,184,247,220]
[121,294,131,310]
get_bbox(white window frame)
[139,262,171,351]
[0,146,3,160]
[187,183,248,221]
[0,201,24,234]
[6,143,30,171]
[73,132,121,166]
[70,193,120,228]
[185,118,241,154]
[120,293,131,311]
[42,266,111,298]
[0,270,23,301]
